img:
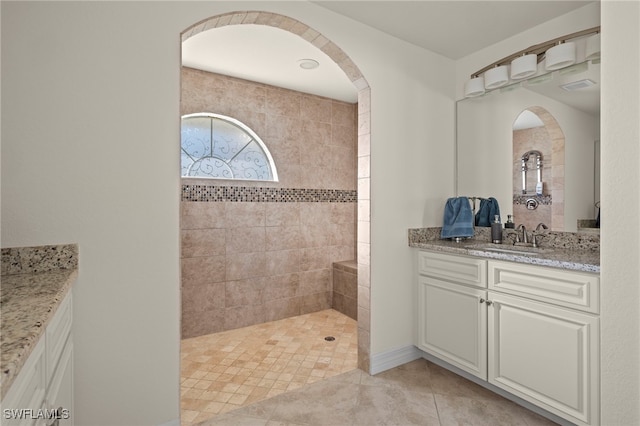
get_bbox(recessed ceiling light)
[298,59,319,70]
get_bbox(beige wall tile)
[225,278,266,308]
[330,223,355,247]
[182,256,226,287]
[266,225,301,251]
[299,269,331,295]
[299,203,332,226]
[332,124,357,149]
[265,297,301,322]
[300,247,329,271]
[265,115,302,142]
[266,203,300,226]
[226,252,266,281]
[300,96,332,123]
[332,101,356,128]
[225,203,266,228]
[300,225,332,249]
[357,284,370,309]
[266,87,301,118]
[225,305,266,330]
[329,246,356,264]
[182,228,225,258]
[266,249,300,275]
[226,227,266,254]
[182,308,225,338]
[181,201,226,230]
[263,274,300,301]
[301,292,331,314]
[181,282,226,313]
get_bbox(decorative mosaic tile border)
[182,185,357,203]
[1,244,78,276]
[513,194,552,205]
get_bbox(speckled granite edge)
[408,227,599,273]
[1,243,78,400]
[1,243,78,276]
[409,227,600,251]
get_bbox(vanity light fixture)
[484,65,509,90]
[510,54,538,80]
[463,76,485,98]
[545,41,576,71]
[298,59,319,70]
[465,26,599,97]
[585,33,601,61]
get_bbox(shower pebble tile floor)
[180,309,358,425]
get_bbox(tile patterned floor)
[197,359,560,426]
[180,309,358,425]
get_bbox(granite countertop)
[0,244,78,400]
[409,228,599,273]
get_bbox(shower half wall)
[180,68,357,338]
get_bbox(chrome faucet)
[532,223,548,248]
[516,224,528,244]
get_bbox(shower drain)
[324,336,336,341]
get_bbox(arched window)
[181,113,278,181]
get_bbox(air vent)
[560,79,596,91]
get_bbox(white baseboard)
[158,419,180,426]
[370,344,422,375]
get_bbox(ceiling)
[182,1,596,103]
[311,1,593,59]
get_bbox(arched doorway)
[180,5,372,390]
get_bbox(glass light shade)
[464,76,485,97]
[585,33,600,61]
[484,65,509,90]
[510,54,538,80]
[545,42,576,70]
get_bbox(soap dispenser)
[491,215,503,244]
[505,215,515,229]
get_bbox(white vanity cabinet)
[416,250,600,426]
[416,251,488,379]
[1,292,73,426]
[487,260,599,426]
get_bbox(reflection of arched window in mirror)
[512,107,565,231]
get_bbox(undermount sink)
[479,247,542,256]
[468,243,553,256]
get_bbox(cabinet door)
[488,293,599,426]
[44,338,73,426]
[417,276,487,379]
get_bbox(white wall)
[600,1,640,425]
[1,1,454,424]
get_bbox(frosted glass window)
[181,113,278,181]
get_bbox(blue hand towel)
[441,197,474,239]
[475,197,501,227]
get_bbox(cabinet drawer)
[419,250,487,288]
[46,292,72,383]
[488,261,599,314]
